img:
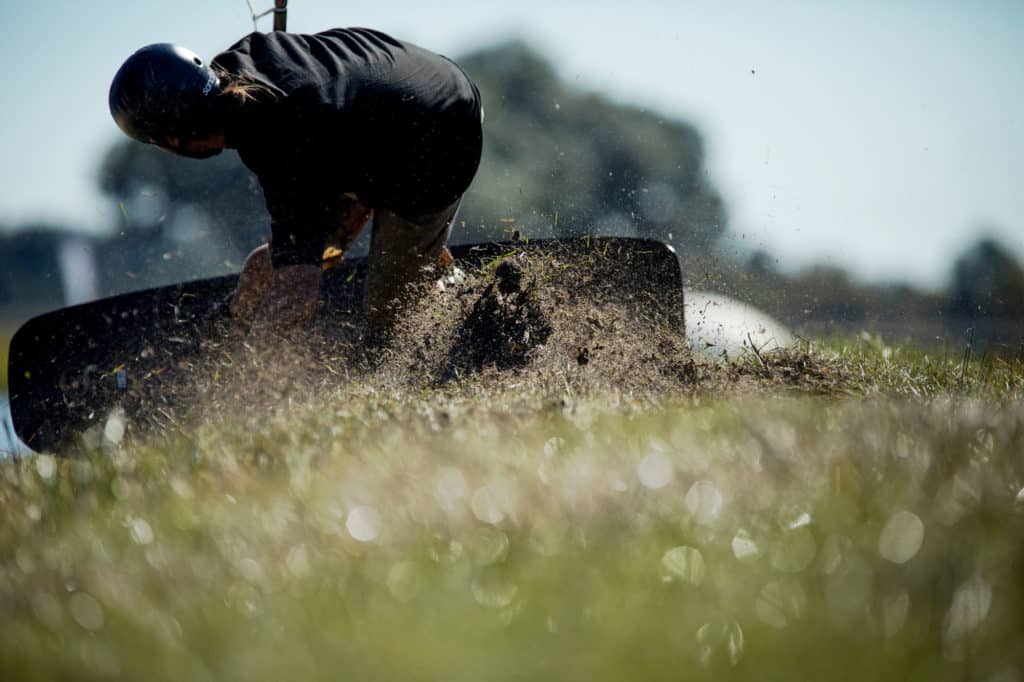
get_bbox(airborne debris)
[100,242,700,441]
[44,240,872,451]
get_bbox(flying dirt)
[128,238,695,440]
[12,237,769,451]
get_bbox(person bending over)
[109,27,484,331]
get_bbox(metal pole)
[273,0,287,31]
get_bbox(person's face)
[155,132,225,159]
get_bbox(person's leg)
[230,243,272,319]
[230,243,321,329]
[251,263,322,331]
[363,200,460,331]
[231,195,374,323]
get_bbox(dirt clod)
[448,274,552,373]
[494,260,524,295]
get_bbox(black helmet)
[109,43,222,144]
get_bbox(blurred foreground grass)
[1,340,1023,681]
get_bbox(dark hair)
[213,68,279,104]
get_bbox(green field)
[1,338,1023,681]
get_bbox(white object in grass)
[685,290,794,361]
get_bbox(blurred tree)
[457,41,727,260]
[96,140,268,294]
[98,140,268,248]
[946,236,1024,320]
[0,226,69,316]
[748,249,777,276]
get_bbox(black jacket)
[211,28,483,266]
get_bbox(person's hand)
[322,196,374,271]
[251,264,323,331]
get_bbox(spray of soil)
[99,241,840,447]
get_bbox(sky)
[1,0,1022,290]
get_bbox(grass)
[1,335,1023,681]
